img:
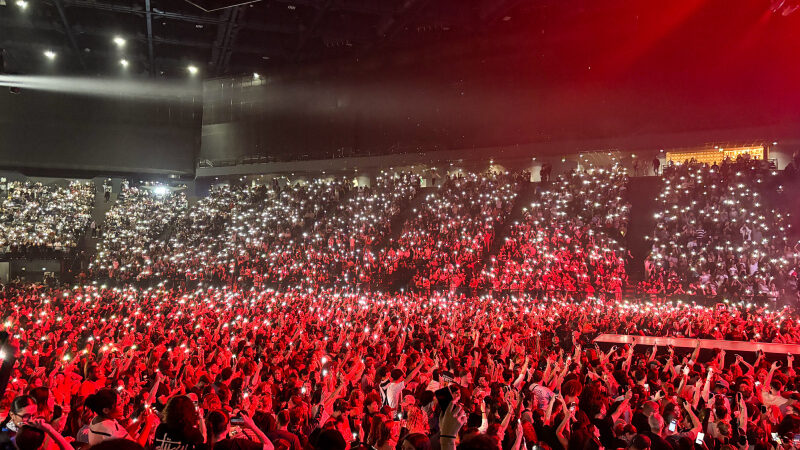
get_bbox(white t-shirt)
[88,418,132,445]
[380,380,405,409]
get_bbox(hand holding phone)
[695,432,705,444]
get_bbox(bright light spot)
[15,0,28,9]
[253,72,260,80]
[153,186,169,196]
[187,65,199,75]
[43,50,56,60]
[113,36,126,48]
[120,59,129,68]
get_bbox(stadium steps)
[385,187,432,244]
[481,181,542,265]
[625,176,663,282]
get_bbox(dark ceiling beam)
[211,7,245,76]
[60,0,300,34]
[145,0,155,77]
[294,0,332,60]
[219,8,246,75]
[0,17,217,49]
[60,0,224,24]
[52,0,87,70]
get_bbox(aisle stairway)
[481,181,541,264]
[624,176,663,282]
[385,186,430,244]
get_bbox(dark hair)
[629,434,652,450]
[456,434,499,450]
[11,395,36,414]
[89,439,145,450]
[314,429,346,450]
[89,439,144,450]
[403,433,431,450]
[252,411,275,434]
[15,426,45,450]
[277,410,291,427]
[27,387,50,412]
[85,389,118,417]
[206,410,228,437]
[163,396,200,435]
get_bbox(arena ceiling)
[0,0,563,78]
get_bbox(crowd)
[484,169,630,297]
[90,186,188,283]
[0,181,94,257]
[5,161,800,450]
[289,173,420,287]
[3,284,800,450]
[380,172,520,291]
[642,158,800,305]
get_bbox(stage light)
[43,50,56,60]
[153,186,169,196]
[253,72,260,79]
[15,0,28,9]
[187,65,198,75]
[113,36,126,48]
[773,142,778,145]
[120,59,129,68]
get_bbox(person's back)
[266,412,300,450]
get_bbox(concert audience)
[2,284,800,450]
[90,185,187,282]
[485,168,630,297]
[380,171,519,291]
[0,181,93,257]
[643,157,800,306]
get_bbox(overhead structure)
[0,0,547,77]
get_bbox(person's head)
[276,410,291,429]
[314,429,346,450]
[648,413,664,436]
[14,425,45,450]
[364,393,381,414]
[206,410,229,440]
[163,395,200,432]
[88,439,145,450]
[401,433,430,450]
[9,395,37,428]
[85,389,122,420]
[87,364,103,381]
[27,387,54,420]
[627,433,651,450]
[366,415,392,447]
[456,434,501,450]
[641,400,659,417]
[203,393,222,411]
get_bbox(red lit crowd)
[484,169,629,297]
[3,163,800,450]
[3,284,800,450]
[642,158,800,305]
[381,172,520,291]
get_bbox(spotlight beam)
[0,75,201,101]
